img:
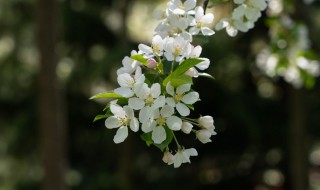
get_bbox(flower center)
[152,44,160,54]
[178,4,185,10]
[157,116,166,126]
[196,21,203,29]
[119,117,129,126]
[145,95,154,105]
[174,93,183,102]
[173,45,182,56]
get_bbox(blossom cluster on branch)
[91,0,269,168]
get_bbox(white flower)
[117,50,141,75]
[138,35,165,58]
[141,105,182,144]
[166,82,199,116]
[164,36,189,62]
[189,7,215,36]
[186,44,211,76]
[215,19,238,37]
[167,148,198,168]
[167,0,196,15]
[128,82,165,122]
[198,116,216,135]
[248,0,268,11]
[167,13,189,31]
[162,151,174,163]
[181,122,193,134]
[196,129,212,144]
[105,104,139,144]
[114,67,145,98]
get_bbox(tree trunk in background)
[288,87,308,190]
[36,0,68,189]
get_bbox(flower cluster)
[215,0,268,37]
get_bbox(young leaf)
[90,92,123,100]
[131,54,148,66]
[198,72,215,79]
[163,58,203,87]
[141,132,153,146]
[170,75,193,87]
[93,114,111,122]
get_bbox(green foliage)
[130,54,148,66]
[90,92,124,100]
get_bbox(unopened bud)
[162,151,174,164]
[147,58,157,69]
[184,67,198,77]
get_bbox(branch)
[203,0,209,14]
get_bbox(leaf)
[198,72,215,79]
[163,58,203,87]
[93,114,110,122]
[131,54,148,66]
[170,75,193,87]
[154,125,174,152]
[140,132,153,146]
[90,92,123,100]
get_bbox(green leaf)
[154,126,174,152]
[131,54,148,66]
[90,92,123,100]
[198,72,215,79]
[163,58,203,87]
[140,132,153,146]
[93,114,110,122]
[170,75,193,87]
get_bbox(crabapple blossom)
[196,129,213,144]
[167,0,196,15]
[166,148,198,168]
[189,7,215,36]
[105,104,139,143]
[181,122,193,134]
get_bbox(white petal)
[195,7,204,20]
[184,0,196,11]
[138,44,153,54]
[166,82,175,96]
[141,119,155,133]
[128,97,145,110]
[113,126,128,144]
[196,58,210,70]
[176,102,190,116]
[117,73,133,87]
[130,118,139,132]
[114,87,134,98]
[201,27,215,36]
[173,153,183,168]
[176,83,191,94]
[152,126,166,144]
[185,148,198,156]
[139,106,151,123]
[164,51,174,61]
[192,46,202,58]
[201,13,214,24]
[134,83,150,99]
[123,106,134,119]
[226,26,238,37]
[150,83,161,98]
[196,129,212,144]
[160,105,174,118]
[189,27,200,35]
[110,104,125,117]
[166,116,182,131]
[182,92,199,104]
[151,96,166,109]
[166,97,176,107]
[181,122,193,134]
[105,116,121,129]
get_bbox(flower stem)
[172,132,181,149]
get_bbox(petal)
[117,73,133,87]
[139,106,151,123]
[195,7,204,20]
[192,45,202,58]
[176,102,190,116]
[181,122,193,134]
[123,106,134,119]
[226,26,238,37]
[160,105,174,118]
[201,13,214,24]
[138,44,153,54]
[114,87,134,98]
[196,58,210,70]
[182,92,199,104]
[166,116,182,131]
[110,104,125,117]
[185,148,198,156]
[152,126,166,144]
[128,97,145,110]
[130,118,139,132]
[201,27,215,36]
[151,96,166,109]
[150,83,161,98]
[176,83,191,94]
[166,82,175,96]
[105,116,121,129]
[189,27,199,35]
[166,97,176,107]
[113,126,128,144]
[173,153,183,168]
[184,0,196,11]
[141,119,155,133]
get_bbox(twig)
[203,0,209,14]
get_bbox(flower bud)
[147,58,157,69]
[181,122,193,134]
[196,129,212,144]
[162,151,174,164]
[184,67,198,77]
[198,116,214,129]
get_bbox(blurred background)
[0,0,320,189]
